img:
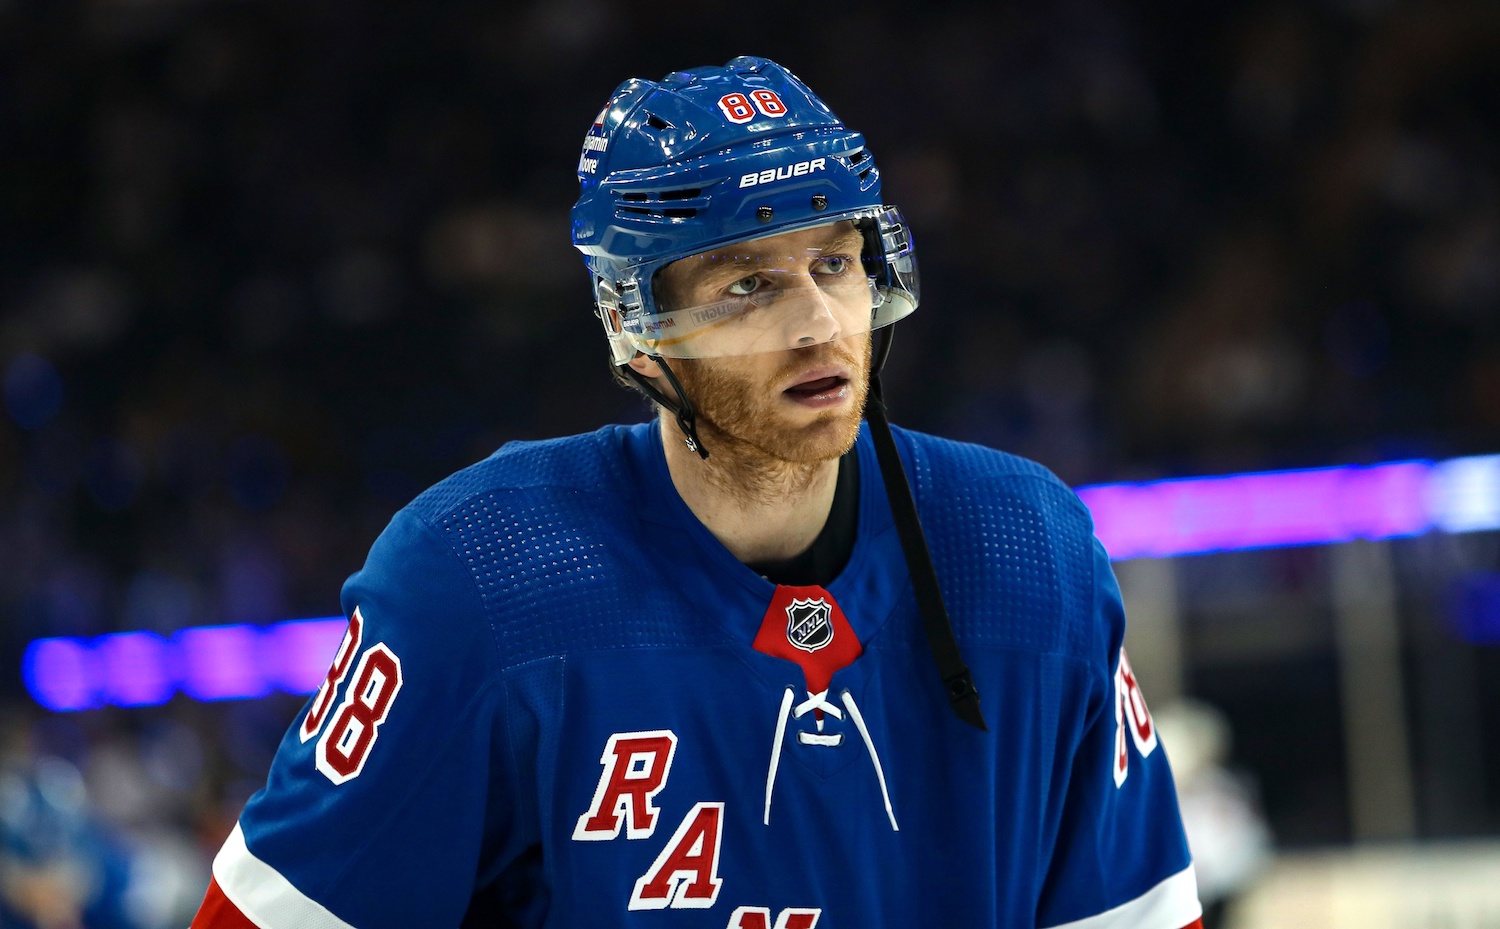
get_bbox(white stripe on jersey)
[1040,864,1202,929]
[213,822,358,929]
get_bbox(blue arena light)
[1428,455,1500,533]
[23,637,99,712]
[19,454,1500,711]
[96,631,175,707]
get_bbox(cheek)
[692,360,791,422]
[676,358,758,404]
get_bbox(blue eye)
[726,275,761,296]
[817,256,851,274]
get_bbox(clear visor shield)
[605,208,918,360]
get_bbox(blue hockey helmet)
[571,56,918,363]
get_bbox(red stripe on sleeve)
[191,877,261,929]
[1178,920,1204,929]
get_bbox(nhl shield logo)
[785,597,834,653]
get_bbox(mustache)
[673,339,868,383]
[771,340,866,380]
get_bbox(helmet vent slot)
[645,114,673,130]
[613,185,704,219]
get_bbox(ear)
[627,353,664,380]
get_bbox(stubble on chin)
[669,337,871,502]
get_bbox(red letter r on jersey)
[573,730,678,841]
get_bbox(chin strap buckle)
[620,355,709,459]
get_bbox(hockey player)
[192,57,1203,929]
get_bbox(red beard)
[671,335,872,466]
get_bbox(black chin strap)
[623,355,709,459]
[865,334,988,731]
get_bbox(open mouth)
[784,375,850,402]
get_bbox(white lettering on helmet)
[579,156,599,175]
[738,157,827,188]
[581,135,609,153]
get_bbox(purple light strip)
[1078,460,1434,559]
[22,618,346,712]
[21,454,1500,711]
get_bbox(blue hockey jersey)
[193,421,1202,929]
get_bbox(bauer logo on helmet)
[739,158,827,189]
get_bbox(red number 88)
[717,90,789,124]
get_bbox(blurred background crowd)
[2,0,1498,925]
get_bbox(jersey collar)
[621,418,905,650]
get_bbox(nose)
[780,274,842,349]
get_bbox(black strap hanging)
[865,375,988,732]
[623,356,709,459]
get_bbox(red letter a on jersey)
[629,802,725,910]
[573,730,678,840]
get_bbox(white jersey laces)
[763,686,899,832]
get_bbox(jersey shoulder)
[890,427,1100,661]
[405,423,635,521]
[894,427,1085,509]
[371,424,717,669]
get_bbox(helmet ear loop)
[621,355,710,460]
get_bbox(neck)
[660,415,841,566]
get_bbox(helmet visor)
[620,211,917,359]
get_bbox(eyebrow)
[692,230,864,280]
[658,226,865,309]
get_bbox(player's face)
[643,221,876,464]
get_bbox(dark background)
[2,0,1498,922]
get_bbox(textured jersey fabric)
[193,420,1201,929]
